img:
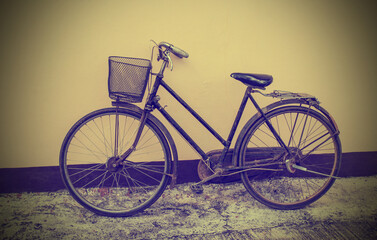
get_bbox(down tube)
[155,102,208,160]
[160,79,227,145]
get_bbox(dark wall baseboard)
[0,151,376,193]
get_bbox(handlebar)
[158,42,189,59]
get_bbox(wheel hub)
[285,158,296,173]
[106,157,123,173]
[285,148,303,173]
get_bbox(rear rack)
[252,89,317,101]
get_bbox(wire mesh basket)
[108,56,152,103]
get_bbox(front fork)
[114,108,150,166]
[113,63,167,166]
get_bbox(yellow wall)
[0,0,376,168]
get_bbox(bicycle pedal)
[190,184,203,194]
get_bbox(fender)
[112,101,179,188]
[256,98,339,132]
[232,98,340,166]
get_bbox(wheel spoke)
[60,108,171,216]
[241,106,340,209]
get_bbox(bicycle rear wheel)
[239,106,341,209]
[60,108,171,217]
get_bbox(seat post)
[216,86,252,167]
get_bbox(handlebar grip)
[171,45,189,58]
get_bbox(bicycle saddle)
[231,73,273,89]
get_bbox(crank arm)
[292,164,340,179]
[192,170,222,186]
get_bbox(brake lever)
[151,40,173,70]
[167,54,173,71]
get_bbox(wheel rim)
[241,107,340,208]
[61,110,170,215]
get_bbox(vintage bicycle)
[59,41,342,217]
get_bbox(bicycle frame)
[116,59,291,170]
[153,78,249,163]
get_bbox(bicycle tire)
[239,106,341,209]
[60,108,172,217]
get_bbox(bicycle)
[59,41,342,217]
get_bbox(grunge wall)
[0,0,376,170]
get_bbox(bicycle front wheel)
[239,106,341,209]
[60,108,171,217]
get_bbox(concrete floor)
[1,176,377,239]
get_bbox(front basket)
[108,56,151,103]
